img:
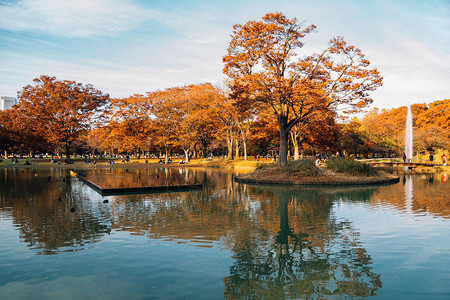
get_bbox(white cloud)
[368,37,450,108]
[0,50,226,98]
[0,0,157,37]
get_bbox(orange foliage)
[15,75,109,158]
[107,95,153,155]
[361,99,450,153]
[145,84,222,159]
[223,12,382,164]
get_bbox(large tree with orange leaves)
[107,94,152,155]
[17,75,109,159]
[147,83,222,160]
[223,12,383,165]
[0,108,51,156]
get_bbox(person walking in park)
[441,154,447,166]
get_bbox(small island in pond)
[235,158,399,186]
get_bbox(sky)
[0,0,449,110]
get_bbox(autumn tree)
[361,100,450,155]
[147,89,178,159]
[147,86,193,161]
[249,107,280,156]
[415,99,449,142]
[414,126,448,152]
[145,84,223,160]
[86,126,112,155]
[215,92,240,159]
[1,105,50,156]
[227,84,262,160]
[223,12,383,165]
[0,110,14,156]
[183,84,222,159]
[107,95,152,156]
[290,109,339,159]
[340,119,375,157]
[17,75,109,159]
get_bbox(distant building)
[0,96,17,110]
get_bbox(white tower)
[0,96,17,110]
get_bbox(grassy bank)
[2,157,447,175]
[0,157,270,170]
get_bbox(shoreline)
[0,157,267,170]
[1,157,447,174]
[234,172,400,186]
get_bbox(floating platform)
[70,171,202,196]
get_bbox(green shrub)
[326,157,379,177]
[281,159,320,176]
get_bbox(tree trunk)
[65,141,71,160]
[290,131,299,160]
[293,143,299,160]
[235,139,240,159]
[227,138,233,160]
[241,131,247,160]
[183,148,190,163]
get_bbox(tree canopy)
[15,75,109,159]
[223,12,383,165]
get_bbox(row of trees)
[0,13,447,163]
[345,100,450,155]
[1,72,446,161]
[0,77,336,161]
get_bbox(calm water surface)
[0,167,449,299]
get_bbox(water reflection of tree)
[84,167,205,188]
[106,172,382,298]
[0,168,111,255]
[370,173,450,218]
[223,187,382,299]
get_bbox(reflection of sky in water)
[0,168,449,299]
[332,172,449,298]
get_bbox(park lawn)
[0,157,272,170]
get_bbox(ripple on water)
[1,168,449,299]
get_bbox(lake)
[0,167,449,299]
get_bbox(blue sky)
[0,0,449,109]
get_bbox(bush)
[255,163,269,171]
[326,157,379,177]
[281,159,320,176]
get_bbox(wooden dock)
[70,171,202,196]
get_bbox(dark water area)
[0,167,449,299]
